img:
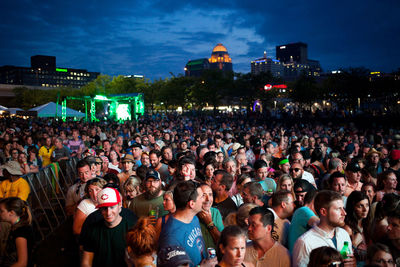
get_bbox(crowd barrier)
[22,157,78,244]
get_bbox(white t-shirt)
[292,225,352,267]
[77,198,97,216]
[302,171,317,187]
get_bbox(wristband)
[207,222,215,230]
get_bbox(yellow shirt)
[0,178,31,201]
[38,145,54,167]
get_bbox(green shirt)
[128,192,168,218]
[199,207,224,249]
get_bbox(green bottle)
[340,241,351,259]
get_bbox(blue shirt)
[158,215,206,266]
[288,206,316,252]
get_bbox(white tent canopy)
[29,102,85,118]
[6,108,23,114]
[0,105,7,111]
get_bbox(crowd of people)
[0,113,399,267]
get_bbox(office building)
[184,58,210,77]
[276,42,308,64]
[251,51,284,77]
[0,55,99,89]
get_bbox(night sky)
[1,0,399,80]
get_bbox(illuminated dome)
[209,43,232,71]
[212,43,228,53]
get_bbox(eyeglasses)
[290,168,302,172]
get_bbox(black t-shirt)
[212,197,237,220]
[3,225,34,267]
[90,135,100,148]
[81,217,135,267]
[79,207,137,245]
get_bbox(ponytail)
[0,197,32,229]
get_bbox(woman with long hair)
[108,149,121,173]
[203,160,217,185]
[276,174,296,198]
[122,176,142,208]
[72,178,107,235]
[344,191,370,264]
[0,197,33,267]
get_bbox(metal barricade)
[22,158,78,244]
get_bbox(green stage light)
[116,104,131,121]
[94,95,109,101]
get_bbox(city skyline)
[1,0,399,80]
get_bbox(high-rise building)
[276,42,308,64]
[0,55,99,89]
[251,51,284,77]
[273,42,322,79]
[185,43,233,77]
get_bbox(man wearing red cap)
[81,187,136,267]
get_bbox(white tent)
[6,108,24,114]
[29,102,85,118]
[0,105,7,111]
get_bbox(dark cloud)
[0,0,399,80]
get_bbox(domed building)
[209,43,233,71]
[185,43,233,77]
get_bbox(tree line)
[11,67,400,113]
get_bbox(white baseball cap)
[96,187,121,208]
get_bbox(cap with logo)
[96,187,121,208]
[157,245,192,267]
[145,169,160,180]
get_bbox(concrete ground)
[32,218,80,267]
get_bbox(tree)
[81,75,112,96]
[290,73,321,108]
[191,69,233,113]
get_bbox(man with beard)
[292,190,355,267]
[149,149,169,181]
[128,169,168,218]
